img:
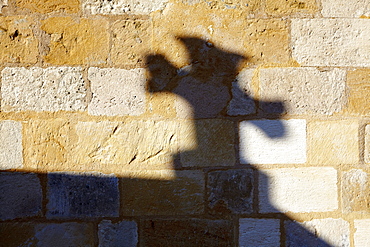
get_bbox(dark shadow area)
[0,37,331,246]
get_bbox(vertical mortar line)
[280,217,286,247]
[358,119,366,165]
[349,217,355,247]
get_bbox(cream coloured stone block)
[291,19,370,67]
[239,119,306,164]
[259,167,338,213]
[0,121,22,170]
[365,125,370,163]
[354,219,370,247]
[321,0,370,17]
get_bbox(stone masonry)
[0,0,369,246]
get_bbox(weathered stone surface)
[0,16,38,63]
[15,0,80,13]
[291,19,370,67]
[227,68,256,116]
[308,120,359,165]
[354,219,370,247]
[47,172,119,218]
[260,67,346,115]
[142,218,234,246]
[366,125,370,164]
[121,170,204,215]
[0,0,7,13]
[342,169,370,213]
[0,121,22,170]
[180,119,235,167]
[0,172,42,220]
[88,67,146,116]
[0,222,36,246]
[239,219,280,246]
[98,220,138,247]
[35,223,95,247]
[239,119,306,164]
[266,0,318,17]
[41,17,109,65]
[83,0,168,14]
[111,19,152,66]
[1,67,86,112]
[321,0,370,17]
[208,169,254,214]
[286,218,350,247]
[346,69,370,116]
[259,167,338,213]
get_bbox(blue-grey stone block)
[98,220,138,247]
[285,221,331,247]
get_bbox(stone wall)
[0,0,369,246]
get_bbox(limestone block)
[15,0,80,13]
[35,223,95,247]
[227,68,256,116]
[121,170,204,215]
[0,172,42,220]
[208,169,254,214]
[180,119,235,167]
[46,172,119,218]
[265,0,318,17]
[239,119,306,164]
[239,219,280,247]
[291,19,370,67]
[260,67,346,115]
[41,17,109,65]
[308,120,359,165]
[0,121,22,170]
[0,0,7,13]
[181,0,263,15]
[83,0,168,15]
[346,69,370,116]
[1,67,86,112]
[141,219,233,246]
[98,220,138,247]
[0,16,38,64]
[354,219,370,247]
[321,0,370,17]
[286,218,350,247]
[342,169,370,212]
[111,19,152,65]
[88,67,146,116]
[366,125,370,163]
[259,167,338,213]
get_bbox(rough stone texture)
[0,0,7,13]
[141,219,233,246]
[1,67,86,112]
[208,169,254,214]
[83,0,168,14]
[291,19,370,67]
[259,167,338,213]
[265,0,318,17]
[239,219,280,247]
[366,125,370,164]
[354,219,370,247]
[88,67,146,116]
[182,0,263,15]
[260,67,346,115]
[342,169,370,213]
[227,68,256,116]
[0,222,36,246]
[15,0,80,13]
[35,223,95,247]
[0,172,42,220]
[121,170,204,215]
[0,121,23,170]
[98,220,137,247]
[41,17,109,65]
[308,120,359,165]
[180,119,235,167]
[346,69,370,116]
[286,218,350,247]
[46,172,119,218]
[321,0,370,17]
[239,119,306,164]
[0,16,38,63]
[111,19,152,66]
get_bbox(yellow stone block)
[308,120,359,165]
[15,0,80,13]
[0,16,38,64]
[345,69,370,116]
[111,19,152,66]
[41,17,109,65]
[265,0,318,17]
